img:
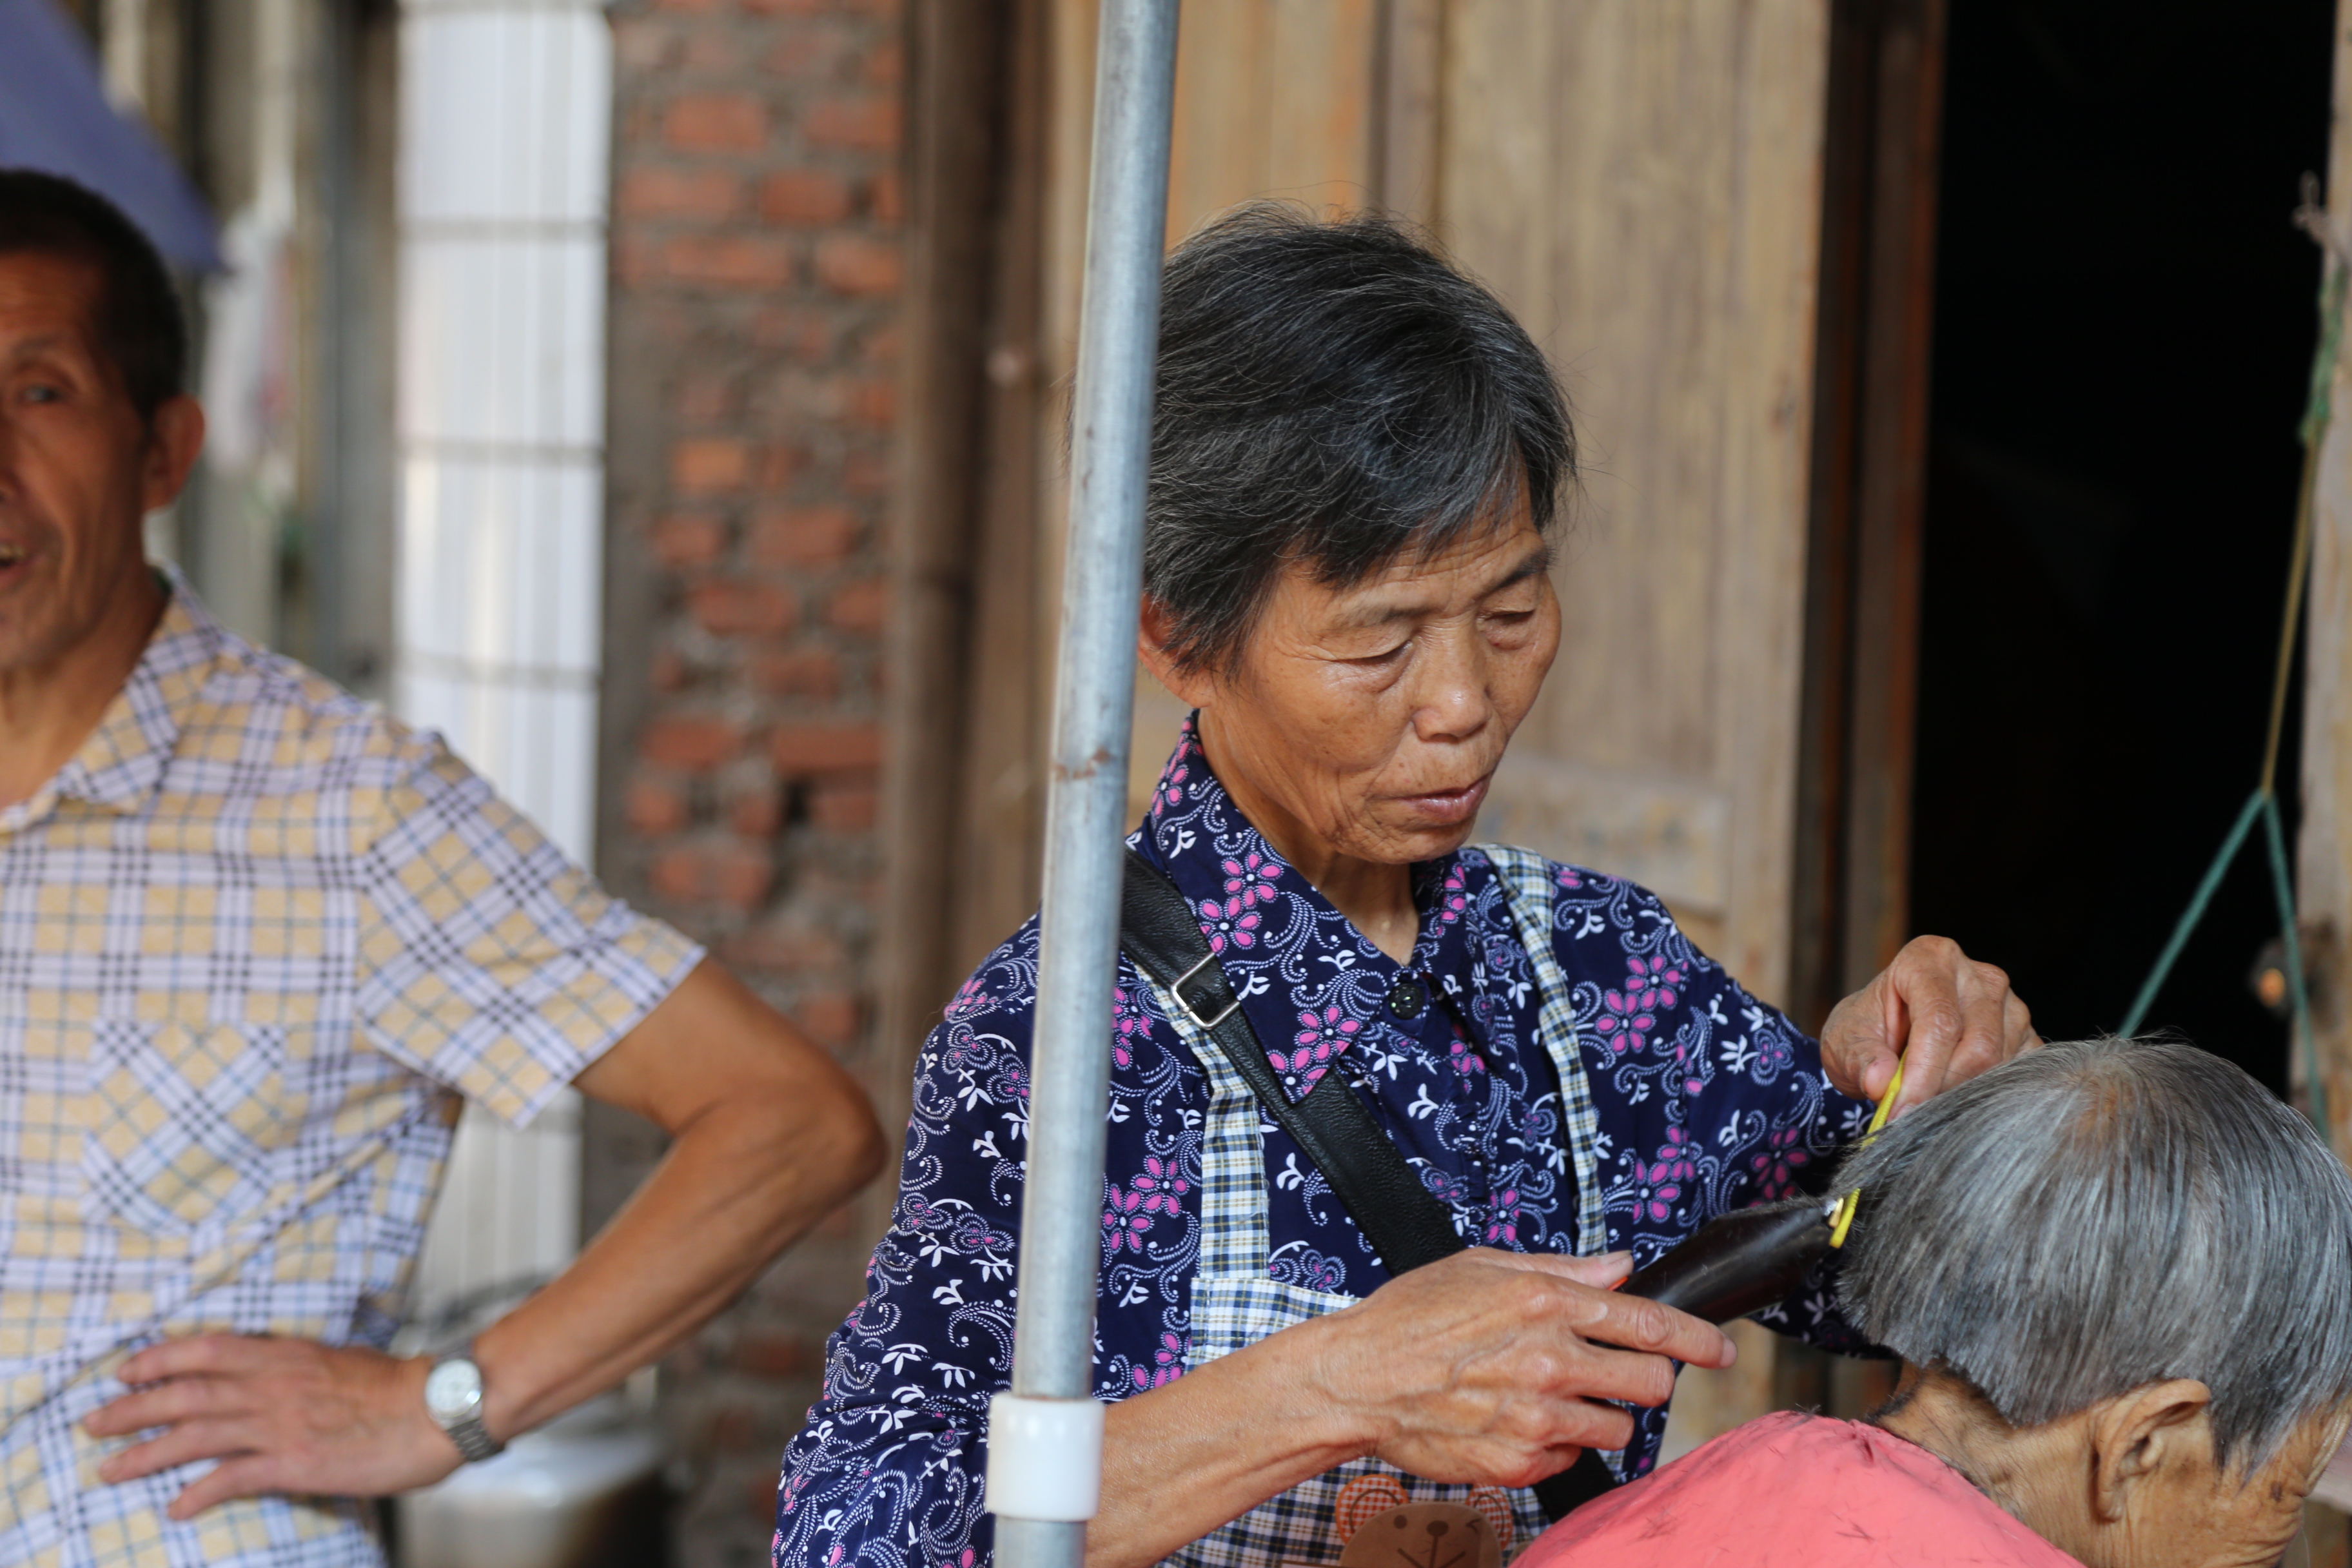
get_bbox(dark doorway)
[1907,0,2336,1092]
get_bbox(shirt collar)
[29,570,223,819]
[1137,714,1480,978]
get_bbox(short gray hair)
[1837,1036,2352,1473]
[1143,204,1574,677]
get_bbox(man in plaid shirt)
[0,173,886,1566]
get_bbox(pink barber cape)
[1514,1411,2084,1568]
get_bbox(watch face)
[424,1358,484,1422]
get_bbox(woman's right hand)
[1300,1247,1738,1487]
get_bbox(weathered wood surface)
[1439,0,1833,1006]
[2299,0,2352,1159]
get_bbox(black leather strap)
[1117,850,1617,1518]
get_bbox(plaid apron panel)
[1139,964,1555,1567]
[1475,845,1609,1259]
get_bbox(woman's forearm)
[1087,1315,1367,1568]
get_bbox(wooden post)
[2300,0,2352,1160]
[871,0,1010,1235]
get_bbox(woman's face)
[1146,506,1560,870]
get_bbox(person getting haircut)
[1521,1036,2352,1568]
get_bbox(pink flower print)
[1749,1127,1812,1199]
[1554,867,1584,890]
[940,1553,977,1568]
[1195,896,1260,954]
[1280,1005,1362,1077]
[1484,1188,1525,1245]
[1594,955,1685,1056]
[1133,1331,1187,1390]
[1110,985,1152,1070]
[1102,1186,1153,1253]
[1653,1126,1698,1187]
[1629,1159,1683,1223]
[1627,954,1685,1012]
[1447,1034,1487,1076]
[945,974,988,1022]
[1157,763,1189,811]
[1435,862,1471,927]
[1221,851,1282,906]
[1132,1153,1190,1215]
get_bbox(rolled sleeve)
[353,736,703,1125]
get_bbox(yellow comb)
[1827,1056,1904,1249]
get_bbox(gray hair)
[1836,1035,2352,1473]
[1142,204,1574,677]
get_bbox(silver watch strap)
[432,1343,505,1464]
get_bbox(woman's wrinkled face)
[1150,505,1560,868]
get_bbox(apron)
[1142,845,1614,1568]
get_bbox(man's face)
[0,251,195,674]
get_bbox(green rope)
[2118,213,2346,1139]
[2118,789,2266,1040]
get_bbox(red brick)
[674,374,739,425]
[688,580,798,636]
[672,438,751,493]
[843,377,895,426]
[759,445,803,492]
[640,714,744,769]
[752,308,836,358]
[770,722,883,776]
[726,785,785,838]
[649,645,691,693]
[749,646,841,699]
[814,235,901,297]
[663,93,769,153]
[758,24,850,72]
[841,448,889,496]
[748,505,858,567]
[735,1331,820,1379]
[649,511,730,567]
[863,37,904,87]
[721,922,848,974]
[663,235,795,289]
[826,577,888,633]
[651,0,718,12]
[805,94,901,153]
[625,777,692,835]
[810,777,878,832]
[617,167,741,220]
[868,170,903,228]
[611,17,682,73]
[759,170,854,225]
[793,990,862,1048]
[650,842,774,910]
[859,322,901,365]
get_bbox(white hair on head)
[1836,1035,2352,1473]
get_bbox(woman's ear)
[2088,1378,2215,1524]
[1137,598,1217,709]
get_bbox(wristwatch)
[422,1346,505,1463]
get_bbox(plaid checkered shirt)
[0,580,702,1567]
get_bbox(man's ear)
[1137,598,1217,709]
[2088,1378,2214,1524]
[141,395,206,514]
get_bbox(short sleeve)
[353,734,703,1125]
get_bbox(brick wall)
[599,3,906,1563]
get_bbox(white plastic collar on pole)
[985,1395,1107,1522]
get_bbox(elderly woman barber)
[775,208,2035,1568]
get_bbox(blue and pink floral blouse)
[775,721,1873,1567]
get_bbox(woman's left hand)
[1820,936,2039,1117]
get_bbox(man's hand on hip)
[86,1335,460,1518]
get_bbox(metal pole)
[988,6,1178,1568]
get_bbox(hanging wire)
[2117,179,2346,1141]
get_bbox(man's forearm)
[472,1085,881,1440]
